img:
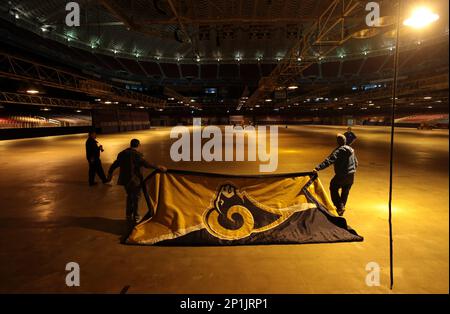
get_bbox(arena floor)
[0,125,448,293]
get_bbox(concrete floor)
[0,125,448,293]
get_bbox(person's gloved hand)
[157,166,167,173]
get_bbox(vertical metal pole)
[389,0,402,290]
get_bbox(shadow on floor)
[68,216,126,236]
[66,216,135,243]
[0,216,133,243]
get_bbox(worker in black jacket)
[314,133,358,216]
[107,138,166,224]
[85,130,109,186]
[344,126,357,146]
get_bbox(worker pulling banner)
[126,170,363,245]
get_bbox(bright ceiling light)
[265,99,272,102]
[403,7,439,29]
[287,85,298,90]
[26,89,39,94]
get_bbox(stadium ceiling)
[1,0,448,63]
[0,0,448,114]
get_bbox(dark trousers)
[125,184,141,221]
[330,173,354,210]
[88,158,107,185]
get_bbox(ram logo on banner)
[126,170,363,245]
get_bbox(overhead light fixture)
[26,89,40,94]
[126,103,132,107]
[40,108,50,111]
[287,85,298,90]
[95,99,101,102]
[76,110,82,113]
[403,7,439,29]
[104,101,112,104]
[168,97,175,101]
[9,9,20,19]
[265,99,272,102]
[424,96,432,100]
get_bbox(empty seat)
[219,64,239,78]
[260,63,276,76]
[200,64,218,79]
[117,58,146,76]
[239,64,260,81]
[359,55,386,74]
[160,63,180,78]
[180,64,199,78]
[321,61,340,78]
[139,61,163,77]
[302,63,319,77]
[341,59,364,76]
